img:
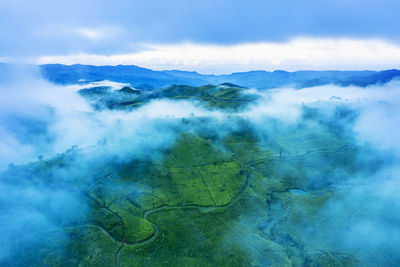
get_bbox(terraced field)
[1,83,395,266]
[2,114,372,266]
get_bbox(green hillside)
[78,83,259,111]
[1,108,385,266]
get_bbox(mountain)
[38,64,400,90]
[39,64,211,89]
[77,83,258,111]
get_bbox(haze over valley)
[1,1,400,266]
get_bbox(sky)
[1,0,400,73]
[1,2,400,262]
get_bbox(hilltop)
[77,83,259,111]
[40,63,400,89]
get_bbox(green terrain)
[0,83,395,266]
[78,83,259,111]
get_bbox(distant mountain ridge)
[39,64,400,90]
[77,83,257,111]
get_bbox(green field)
[0,84,395,267]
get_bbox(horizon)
[1,1,400,73]
[2,61,400,76]
[3,39,400,74]
[1,1,400,266]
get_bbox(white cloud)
[241,81,398,122]
[68,80,131,91]
[70,26,123,41]
[74,28,105,40]
[36,38,400,74]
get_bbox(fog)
[235,81,400,265]
[0,65,204,261]
[0,65,399,264]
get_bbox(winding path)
[83,144,355,266]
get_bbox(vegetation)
[1,84,394,266]
[78,83,259,111]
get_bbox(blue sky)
[1,0,400,72]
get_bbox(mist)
[0,65,214,262]
[1,64,400,265]
[227,81,400,265]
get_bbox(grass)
[1,114,373,266]
[108,199,154,243]
[78,83,259,111]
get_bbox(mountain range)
[40,64,400,90]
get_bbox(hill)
[40,64,400,89]
[77,83,259,111]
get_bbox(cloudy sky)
[1,0,400,73]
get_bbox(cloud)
[241,80,400,125]
[0,65,210,262]
[1,64,400,264]
[74,28,106,40]
[35,38,400,73]
[1,0,400,61]
[235,81,400,265]
[0,64,228,170]
[0,65,92,168]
